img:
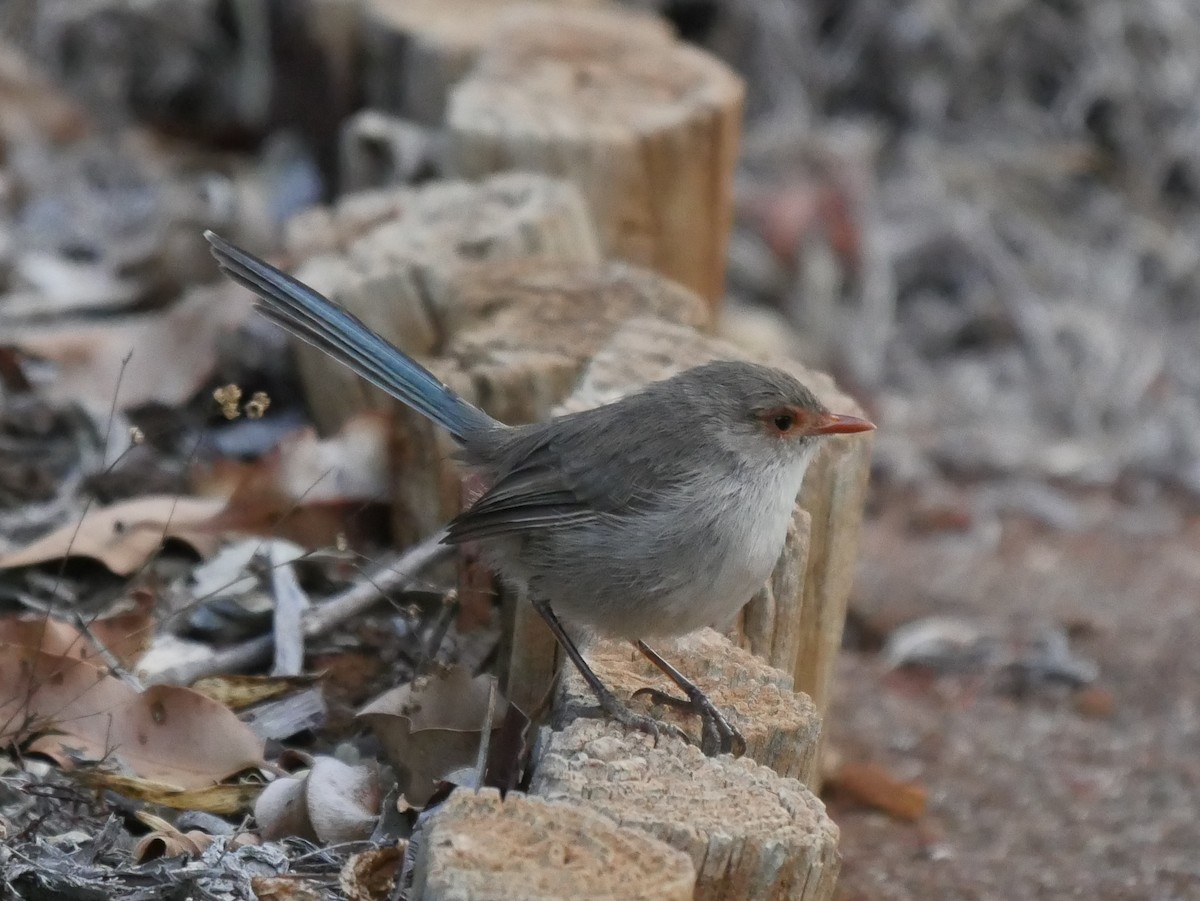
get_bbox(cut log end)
[448,5,745,307]
[555,628,822,785]
[411,787,695,901]
[532,719,841,901]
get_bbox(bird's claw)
[631,686,747,758]
[587,689,690,747]
[609,704,691,747]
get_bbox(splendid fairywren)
[205,231,874,755]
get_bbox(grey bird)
[205,231,874,755]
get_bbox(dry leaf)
[357,667,509,806]
[190,674,320,710]
[826,760,928,822]
[0,645,264,788]
[133,825,213,862]
[254,756,381,843]
[9,284,252,409]
[1074,685,1116,718]
[209,482,389,553]
[78,771,263,815]
[0,590,155,667]
[251,876,325,901]
[0,495,225,575]
[192,413,390,550]
[340,845,403,901]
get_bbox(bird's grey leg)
[529,597,689,747]
[632,641,747,757]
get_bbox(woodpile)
[266,4,872,898]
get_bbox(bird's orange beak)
[809,411,875,435]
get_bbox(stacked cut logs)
[273,5,873,899]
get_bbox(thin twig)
[149,533,452,685]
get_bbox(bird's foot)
[631,686,746,758]
[589,686,690,747]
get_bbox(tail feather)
[205,231,498,442]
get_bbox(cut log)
[543,317,873,723]
[531,719,841,901]
[554,628,822,785]
[362,0,610,124]
[409,787,695,901]
[279,172,604,437]
[448,5,745,310]
[385,257,709,548]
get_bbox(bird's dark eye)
[773,413,795,432]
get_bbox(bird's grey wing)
[444,402,687,545]
[442,456,599,544]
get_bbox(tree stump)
[554,628,822,785]
[448,5,744,310]
[361,0,610,124]
[410,787,695,900]
[531,719,840,901]
[384,258,709,547]
[539,317,873,725]
[279,172,603,438]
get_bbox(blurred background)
[0,1,1196,897]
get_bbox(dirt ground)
[826,486,1199,900]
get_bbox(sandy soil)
[827,489,1200,900]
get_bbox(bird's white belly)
[637,468,803,637]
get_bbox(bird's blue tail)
[205,231,498,442]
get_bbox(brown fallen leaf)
[254,756,381,843]
[191,412,390,550]
[133,818,214,862]
[0,589,156,668]
[8,284,252,409]
[251,876,325,901]
[825,760,928,822]
[1074,685,1116,719]
[0,645,264,788]
[357,667,510,806]
[78,771,263,815]
[0,495,226,575]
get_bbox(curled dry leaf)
[357,666,510,806]
[0,495,226,576]
[77,771,263,815]
[129,809,260,861]
[254,756,381,843]
[133,826,214,862]
[0,645,264,789]
[190,674,320,710]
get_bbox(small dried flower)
[214,384,242,420]
[244,391,271,419]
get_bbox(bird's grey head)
[665,360,873,472]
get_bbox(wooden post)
[447,5,745,311]
[554,629,823,785]
[532,719,841,901]
[361,0,610,124]
[410,788,696,900]
[279,173,603,437]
